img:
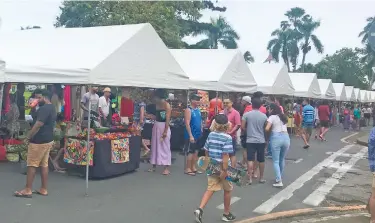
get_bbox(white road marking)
[303,146,367,206]
[294,158,303,164]
[326,151,367,159]
[340,132,359,143]
[290,212,369,223]
[217,197,241,210]
[253,144,354,214]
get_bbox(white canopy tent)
[354,88,361,102]
[332,83,346,101]
[360,90,368,103]
[367,90,373,102]
[345,86,356,102]
[317,79,336,100]
[372,91,375,102]
[288,73,321,98]
[0,23,189,89]
[249,63,294,95]
[170,49,257,92]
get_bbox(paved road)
[0,127,369,223]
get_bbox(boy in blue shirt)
[301,99,314,149]
[194,114,235,223]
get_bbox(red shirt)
[244,105,252,113]
[120,97,134,117]
[225,108,241,138]
[260,105,267,114]
[318,105,330,121]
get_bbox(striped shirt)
[204,132,233,162]
[302,104,315,126]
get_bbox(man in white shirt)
[99,87,112,127]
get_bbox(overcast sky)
[0,0,373,64]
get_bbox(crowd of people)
[5,84,374,222]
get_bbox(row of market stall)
[0,23,373,102]
[0,23,374,182]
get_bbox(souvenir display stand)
[63,126,141,179]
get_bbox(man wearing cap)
[184,93,203,176]
[242,96,252,114]
[80,87,100,129]
[99,87,112,127]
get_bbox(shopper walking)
[266,103,290,188]
[149,89,172,175]
[343,105,351,131]
[14,89,56,198]
[223,98,241,168]
[241,97,267,184]
[184,93,203,176]
[353,105,361,131]
[301,99,314,149]
[318,100,330,141]
[194,114,236,223]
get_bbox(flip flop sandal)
[303,145,310,149]
[32,190,48,196]
[14,191,32,198]
[193,171,203,174]
[259,179,266,184]
[147,169,156,172]
[185,172,196,176]
[162,171,171,176]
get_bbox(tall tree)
[189,16,239,49]
[268,7,323,72]
[55,1,226,48]
[358,16,375,89]
[267,21,296,71]
[299,15,324,72]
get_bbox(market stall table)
[64,132,141,179]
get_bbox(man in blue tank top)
[184,94,203,176]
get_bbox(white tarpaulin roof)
[0,23,189,89]
[317,79,336,100]
[332,83,346,101]
[250,63,294,95]
[345,86,356,102]
[371,91,375,102]
[170,49,257,92]
[354,88,361,101]
[289,73,321,98]
[360,90,368,102]
[366,90,373,102]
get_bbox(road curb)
[235,205,366,223]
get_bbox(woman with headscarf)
[148,89,172,175]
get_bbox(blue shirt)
[184,107,202,140]
[368,127,375,172]
[203,132,233,162]
[302,104,315,126]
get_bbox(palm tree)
[267,21,298,71]
[358,16,375,44]
[358,16,375,89]
[299,15,324,72]
[243,51,254,63]
[191,16,240,49]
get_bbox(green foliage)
[358,16,375,88]
[297,48,368,88]
[267,7,323,72]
